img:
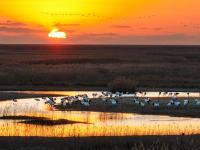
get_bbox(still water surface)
[11,90,200,98]
[0,91,200,137]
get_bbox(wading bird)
[183,99,189,106]
[174,101,181,108]
[92,93,98,98]
[44,97,56,106]
[12,99,17,102]
[152,101,160,108]
[110,98,118,105]
[81,96,90,106]
[195,99,200,105]
[140,102,145,107]
[133,98,140,105]
[35,98,40,101]
[144,98,151,104]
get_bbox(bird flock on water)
[12,91,200,109]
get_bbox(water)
[0,91,200,137]
[4,91,200,98]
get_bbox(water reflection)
[0,97,200,137]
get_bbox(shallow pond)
[4,90,200,98]
[0,92,200,137]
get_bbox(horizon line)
[0,44,200,46]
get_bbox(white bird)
[62,100,67,107]
[174,101,181,107]
[45,100,55,106]
[144,98,151,104]
[85,102,90,106]
[99,95,107,101]
[110,99,117,105]
[115,92,123,97]
[168,99,175,105]
[108,92,113,98]
[81,96,90,106]
[61,97,67,103]
[45,97,56,106]
[92,93,98,98]
[68,100,73,105]
[172,95,177,101]
[35,98,40,101]
[163,92,168,96]
[195,99,200,105]
[167,102,172,106]
[82,101,90,106]
[102,91,109,97]
[140,102,145,107]
[12,99,18,102]
[183,99,189,106]
[102,97,107,102]
[153,102,160,107]
[133,99,140,105]
[168,92,172,96]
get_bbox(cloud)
[55,23,80,27]
[0,34,48,44]
[136,14,156,20]
[140,27,163,31]
[139,27,148,30]
[0,26,44,33]
[0,20,26,26]
[64,29,76,33]
[153,27,163,31]
[1,32,200,45]
[41,12,99,17]
[71,33,200,45]
[0,18,46,34]
[111,25,132,29]
[87,33,118,37]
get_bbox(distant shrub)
[107,77,137,93]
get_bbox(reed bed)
[0,104,200,137]
[1,45,200,90]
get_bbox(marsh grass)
[0,101,200,137]
[1,45,200,90]
[0,135,199,150]
[0,101,200,149]
[108,76,137,93]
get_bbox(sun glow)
[1,0,154,28]
[48,28,66,39]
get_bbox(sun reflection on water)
[0,96,200,137]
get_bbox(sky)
[0,0,200,44]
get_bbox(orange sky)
[0,0,200,44]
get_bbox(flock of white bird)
[12,91,200,109]
[132,92,200,108]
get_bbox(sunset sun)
[48,28,66,39]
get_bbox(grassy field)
[0,45,200,90]
[0,135,199,150]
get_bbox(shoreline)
[55,98,200,118]
[0,85,200,92]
